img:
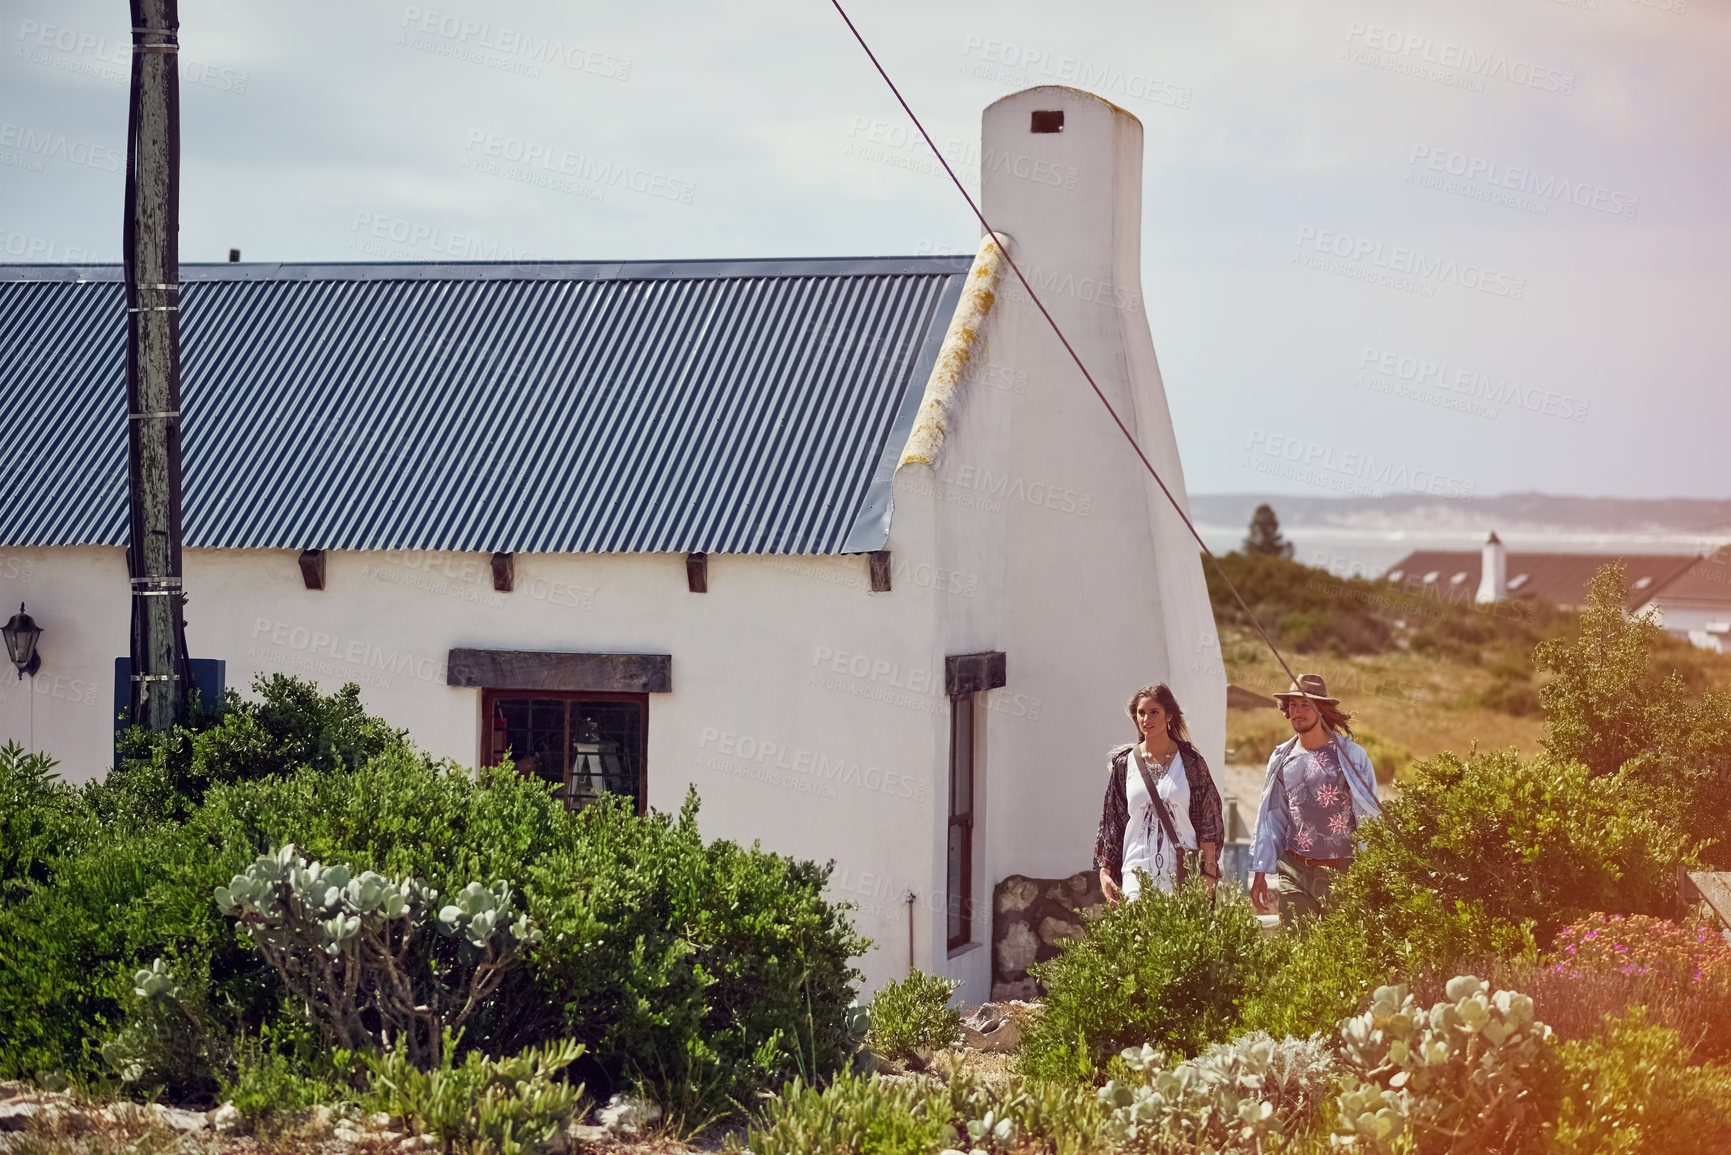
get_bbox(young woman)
[1093,684,1224,903]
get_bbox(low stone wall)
[990,870,1106,1001]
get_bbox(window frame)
[946,691,976,952]
[481,688,649,815]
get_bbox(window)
[947,693,976,951]
[484,690,646,812]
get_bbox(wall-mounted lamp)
[3,603,42,679]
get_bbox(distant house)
[0,86,1221,1001]
[1385,534,1731,651]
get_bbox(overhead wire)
[824,0,1323,712]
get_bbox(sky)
[2,0,1727,501]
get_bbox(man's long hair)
[1126,683,1192,745]
[1282,696,1355,738]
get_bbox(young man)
[1248,674,1381,926]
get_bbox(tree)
[1243,504,1295,558]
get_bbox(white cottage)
[0,86,1220,1000]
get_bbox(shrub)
[1018,878,1276,1081]
[1522,912,1731,1062]
[0,742,90,904]
[1240,915,1388,1042]
[364,1034,586,1155]
[1546,1008,1731,1155]
[1323,748,1689,979]
[221,1023,357,1123]
[1098,1031,1336,1150]
[864,970,961,1062]
[1537,564,1731,865]
[0,676,866,1118]
[215,844,540,1066]
[527,792,867,1115]
[1331,976,1553,1153]
[102,674,409,826]
[98,959,218,1100]
[744,1073,958,1155]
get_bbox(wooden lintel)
[491,552,514,592]
[446,649,672,693]
[686,552,708,593]
[946,651,1007,697]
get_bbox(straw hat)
[1271,673,1339,706]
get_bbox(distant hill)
[1191,493,1731,538]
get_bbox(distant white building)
[0,86,1220,1000]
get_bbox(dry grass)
[1222,625,1550,774]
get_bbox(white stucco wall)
[0,542,967,993]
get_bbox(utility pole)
[124,0,191,730]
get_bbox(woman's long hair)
[1281,696,1356,738]
[1126,683,1191,746]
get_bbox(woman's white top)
[1121,744,1198,900]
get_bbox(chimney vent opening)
[228,248,240,262]
[1030,110,1064,133]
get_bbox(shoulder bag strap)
[1130,745,1185,863]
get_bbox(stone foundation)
[990,870,1106,1001]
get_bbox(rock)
[959,1004,1022,1053]
[996,922,1039,975]
[1037,915,1083,945]
[366,1112,396,1130]
[210,1103,242,1134]
[995,877,1040,914]
[148,1105,210,1133]
[307,1104,337,1135]
[334,1126,366,1143]
[0,1104,41,1131]
[0,1085,24,1103]
[567,1123,608,1145]
[596,1093,661,1136]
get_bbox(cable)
[825,0,1320,710]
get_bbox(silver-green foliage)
[1097,1030,1336,1151]
[1331,976,1552,1151]
[99,958,213,1095]
[214,844,539,1066]
[364,1033,586,1155]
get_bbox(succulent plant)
[132,957,179,1001]
[1331,976,1554,1151]
[1097,1031,1331,1149]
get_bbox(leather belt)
[1287,851,1352,869]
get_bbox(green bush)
[744,1073,959,1155]
[1018,878,1276,1081]
[1538,564,1731,866]
[0,742,91,904]
[1328,748,1688,973]
[527,791,867,1116]
[221,1022,357,1123]
[0,676,866,1119]
[364,1034,586,1155]
[101,674,409,826]
[864,970,961,1062]
[1546,1009,1731,1155]
[1241,917,1387,1041]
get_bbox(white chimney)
[1476,531,1506,603]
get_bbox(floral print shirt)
[1279,744,1357,860]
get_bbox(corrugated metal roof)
[0,257,969,554]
